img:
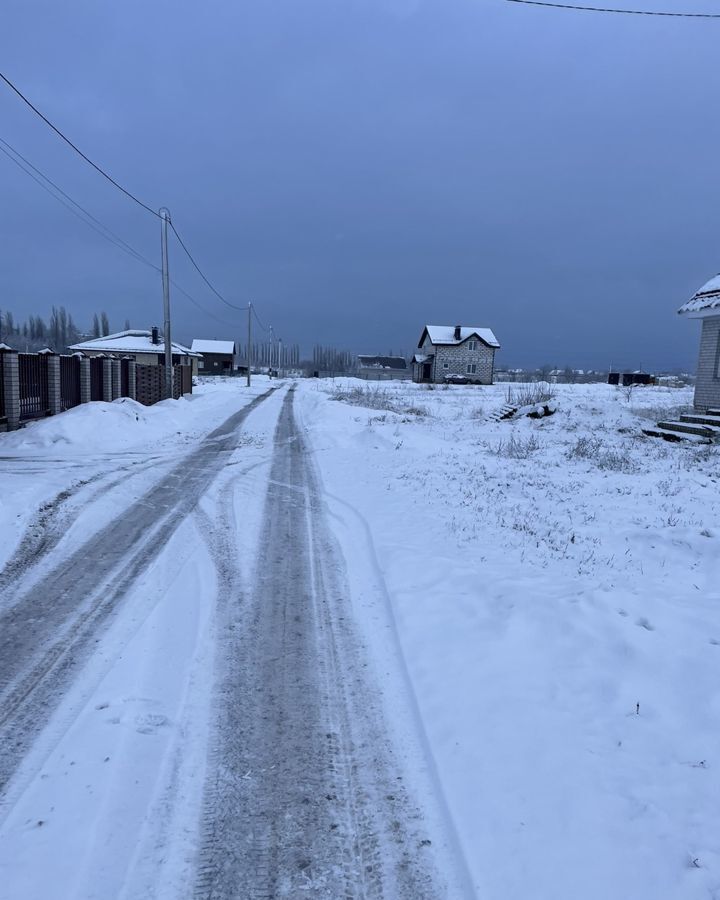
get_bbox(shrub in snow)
[505,382,555,407]
[494,434,541,459]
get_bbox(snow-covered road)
[0,380,468,899]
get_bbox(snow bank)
[300,378,720,900]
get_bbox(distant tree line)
[310,345,356,374]
[0,308,115,354]
[239,341,301,369]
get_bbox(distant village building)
[411,325,500,385]
[70,328,201,374]
[679,275,720,411]
[191,339,236,375]
[356,355,409,381]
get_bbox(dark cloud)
[1,0,718,368]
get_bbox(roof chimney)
[454,325,462,341]
[151,326,159,345]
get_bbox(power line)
[0,71,160,217]
[252,303,270,334]
[0,71,263,328]
[505,0,720,16]
[0,138,246,328]
[0,137,155,270]
[169,221,249,312]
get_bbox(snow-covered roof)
[420,325,500,348]
[678,274,720,316]
[412,353,434,364]
[69,330,201,357]
[191,339,236,355]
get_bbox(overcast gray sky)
[2,0,719,369]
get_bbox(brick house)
[411,325,500,385]
[679,275,720,411]
[69,328,201,374]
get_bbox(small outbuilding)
[191,339,237,375]
[679,275,720,412]
[412,325,500,385]
[356,355,409,380]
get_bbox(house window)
[467,364,477,374]
[468,340,478,351]
[443,362,449,369]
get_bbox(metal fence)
[59,355,81,411]
[121,358,130,397]
[3,350,192,431]
[90,357,104,401]
[19,353,50,421]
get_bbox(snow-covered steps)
[679,412,720,428]
[489,404,518,421]
[654,419,720,439]
[642,425,709,442]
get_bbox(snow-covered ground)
[0,376,718,899]
[298,378,720,900]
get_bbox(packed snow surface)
[0,377,718,900]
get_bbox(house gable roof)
[191,339,236,355]
[418,325,500,349]
[679,274,720,316]
[69,329,201,357]
[357,355,407,370]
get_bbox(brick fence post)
[46,353,61,415]
[111,359,121,400]
[127,359,137,400]
[1,346,20,431]
[78,356,91,403]
[102,358,113,403]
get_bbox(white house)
[70,328,201,374]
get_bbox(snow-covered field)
[298,378,720,900]
[1,376,718,899]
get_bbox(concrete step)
[642,426,706,443]
[680,413,720,427]
[708,409,720,416]
[657,420,720,438]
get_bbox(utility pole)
[159,207,173,399]
[269,325,275,377]
[247,301,252,387]
[278,337,283,377]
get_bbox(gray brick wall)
[47,355,61,415]
[693,316,720,411]
[79,357,91,404]
[102,358,113,403]
[433,342,496,384]
[2,351,19,431]
[111,359,121,400]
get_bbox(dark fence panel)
[0,357,5,420]
[182,364,193,396]
[136,364,163,406]
[90,357,104,401]
[19,353,50,420]
[120,359,130,397]
[59,355,81,411]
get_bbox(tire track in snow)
[0,390,274,795]
[194,388,444,900]
[0,453,169,607]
